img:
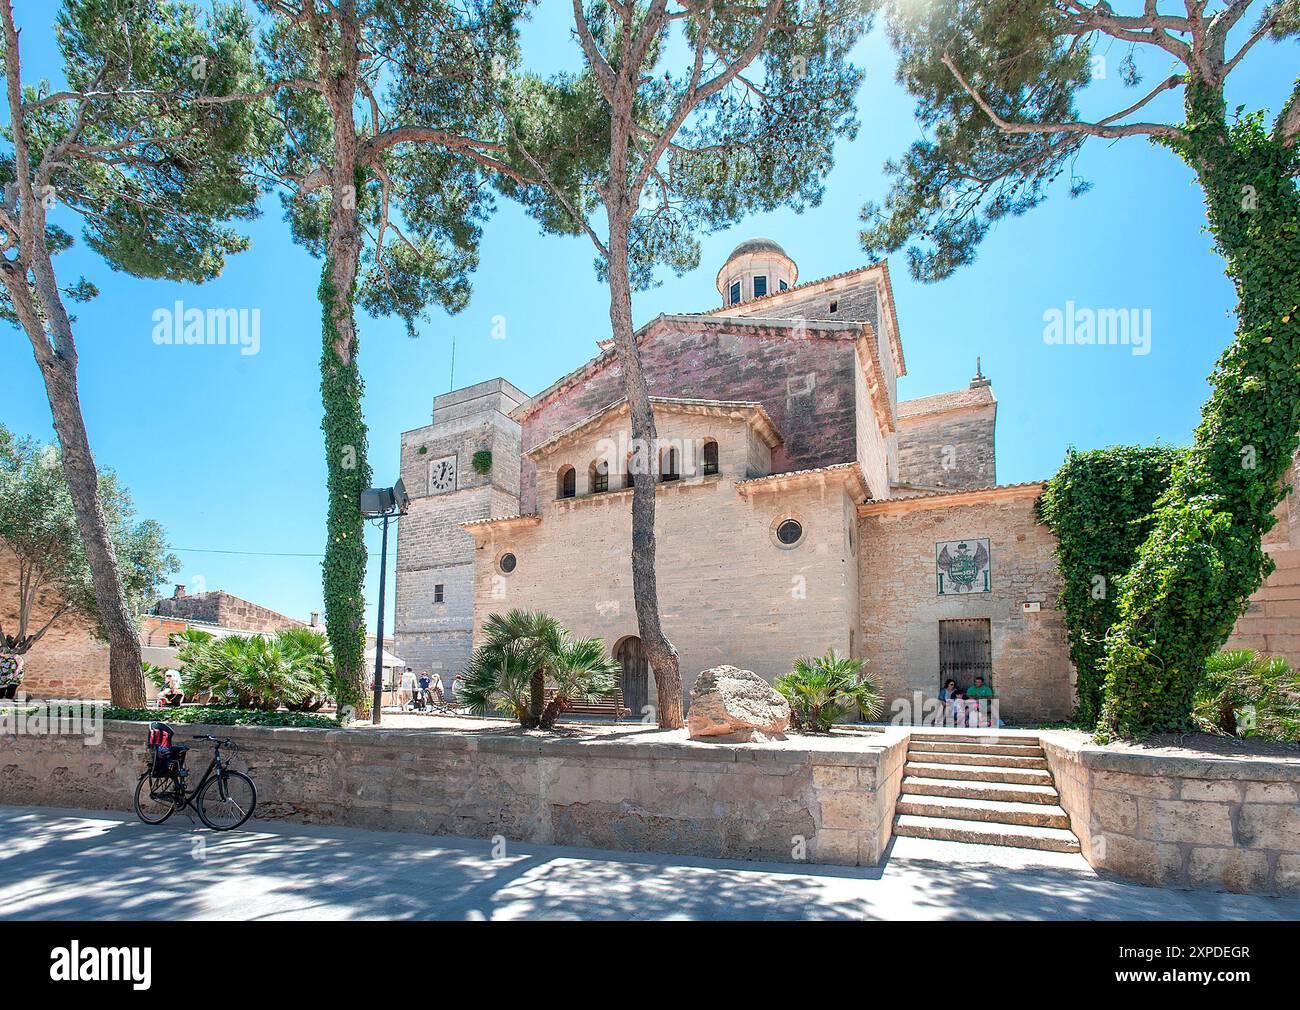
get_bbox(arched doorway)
[615,636,650,716]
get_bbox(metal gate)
[938,618,992,689]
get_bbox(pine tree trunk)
[318,32,371,722]
[3,250,146,708]
[605,204,685,730]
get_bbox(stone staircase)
[893,733,1082,853]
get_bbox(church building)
[393,240,1300,724]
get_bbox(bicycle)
[133,734,258,831]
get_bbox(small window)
[776,519,803,545]
[434,584,445,604]
[829,300,838,313]
[659,446,680,482]
[557,465,575,500]
[702,440,719,476]
[753,275,767,298]
[499,553,517,574]
[590,460,609,493]
[779,279,789,291]
[729,280,741,305]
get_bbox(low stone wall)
[1043,733,1300,896]
[0,720,910,867]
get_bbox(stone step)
[906,740,1045,757]
[896,793,1071,830]
[901,775,1061,806]
[906,749,1049,770]
[904,761,1053,786]
[908,733,1041,745]
[893,814,1081,853]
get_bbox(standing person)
[399,667,417,709]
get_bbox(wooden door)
[939,618,992,690]
[617,637,649,715]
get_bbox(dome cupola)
[715,238,797,308]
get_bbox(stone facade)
[1226,456,1300,669]
[395,378,526,688]
[393,239,1300,721]
[151,587,305,634]
[858,485,1075,724]
[465,402,866,699]
[1044,733,1300,896]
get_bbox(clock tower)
[394,377,527,690]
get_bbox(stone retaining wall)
[0,721,910,867]
[1042,733,1300,896]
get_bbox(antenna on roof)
[970,356,990,390]
[449,333,456,392]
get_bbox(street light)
[360,477,409,725]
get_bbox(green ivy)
[472,449,492,475]
[1038,446,1181,724]
[1101,84,1300,737]
[319,259,371,719]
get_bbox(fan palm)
[1195,649,1300,741]
[461,610,617,728]
[776,650,883,733]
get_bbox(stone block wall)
[896,398,996,491]
[0,720,911,867]
[1,546,110,699]
[1043,733,1300,896]
[151,591,304,634]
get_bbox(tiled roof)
[735,461,870,501]
[523,396,783,458]
[859,481,1044,515]
[897,384,995,419]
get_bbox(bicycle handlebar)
[190,734,234,746]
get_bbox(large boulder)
[687,665,790,743]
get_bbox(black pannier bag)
[146,722,187,777]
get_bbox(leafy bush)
[776,650,882,733]
[1194,649,1300,742]
[175,627,334,711]
[1038,445,1181,725]
[471,450,493,475]
[104,706,336,729]
[461,610,617,728]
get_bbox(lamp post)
[359,478,409,725]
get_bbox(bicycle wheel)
[196,770,257,831]
[133,774,179,825]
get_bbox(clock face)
[427,455,457,495]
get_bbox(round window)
[776,519,803,546]
[499,552,517,574]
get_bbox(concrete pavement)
[1,804,1297,920]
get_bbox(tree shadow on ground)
[1,805,1296,921]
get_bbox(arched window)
[702,439,719,476]
[556,465,576,500]
[624,452,635,489]
[589,459,609,494]
[659,446,680,482]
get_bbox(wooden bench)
[545,687,631,722]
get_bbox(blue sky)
[5,3,1296,633]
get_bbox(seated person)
[938,678,962,725]
[964,676,995,727]
[157,671,185,707]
